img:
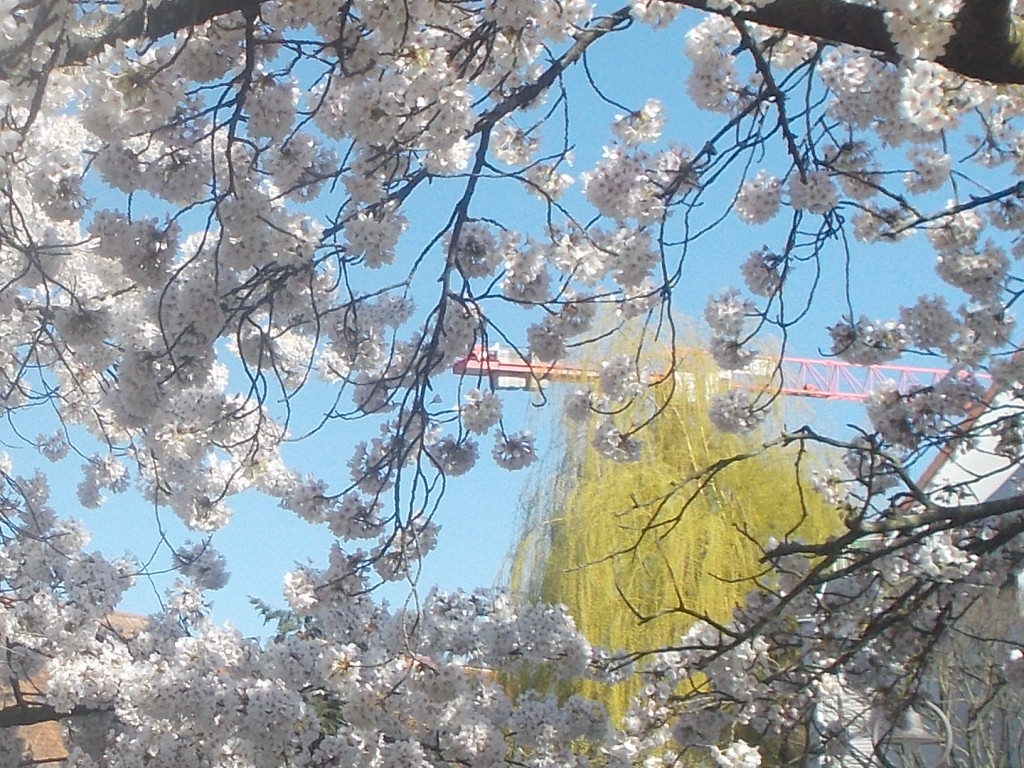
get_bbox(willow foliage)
[505,349,840,723]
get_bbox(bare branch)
[0,702,105,729]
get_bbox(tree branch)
[55,0,1024,85]
[62,0,265,66]
[671,0,1024,84]
[0,701,104,729]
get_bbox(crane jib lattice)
[452,346,992,401]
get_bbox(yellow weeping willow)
[505,347,840,723]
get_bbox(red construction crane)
[452,345,991,401]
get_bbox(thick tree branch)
[672,0,1024,84]
[861,490,1024,534]
[768,491,1024,559]
[942,0,1024,84]
[62,0,264,65]
[0,701,104,728]
[55,0,1024,85]
[690,0,894,59]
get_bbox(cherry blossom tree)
[3,1,1024,766]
